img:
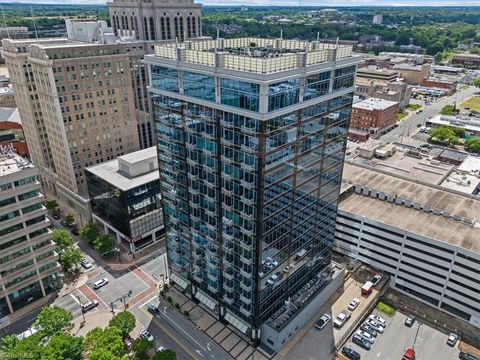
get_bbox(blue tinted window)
[151,65,179,92]
[304,71,331,100]
[220,79,260,112]
[268,78,300,111]
[183,71,215,101]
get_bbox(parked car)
[52,213,60,220]
[148,304,160,316]
[360,323,378,337]
[314,314,331,330]
[81,300,99,313]
[366,319,384,333]
[405,316,416,327]
[402,348,416,360]
[157,346,166,353]
[348,298,360,311]
[447,333,459,347]
[355,330,375,344]
[93,278,109,290]
[81,259,92,269]
[371,275,382,286]
[140,330,154,342]
[341,347,361,360]
[417,123,422,127]
[368,314,387,327]
[333,309,351,328]
[460,352,479,360]
[352,334,371,351]
[71,226,79,236]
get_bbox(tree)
[131,338,153,360]
[440,104,456,116]
[41,333,84,360]
[44,200,59,213]
[0,333,43,360]
[85,327,125,358]
[80,223,101,245]
[426,41,444,55]
[34,306,74,338]
[94,234,116,254]
[58,246,83,273]
[474,78,480,89]
[108,311,136,339]
[52,229,74,252]
[429,126,458,144]
[453,128,466,138]
[465,137,480,153]
[63,214,75,227]
[0,335,18,353]
[151,349,176,360]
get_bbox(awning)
[195,291,216,310]
[224,311,249,334]
[170,273,188,289]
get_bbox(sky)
[1,0,480,5]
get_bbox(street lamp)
[77,295,86,326]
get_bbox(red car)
[402,348,416,360]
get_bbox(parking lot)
[342,310,461,360]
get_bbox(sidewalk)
[70,310,143,338]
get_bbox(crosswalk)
[54,289,93,319]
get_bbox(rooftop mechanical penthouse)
[145,37,362,351]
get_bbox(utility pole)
[77,295,86,325]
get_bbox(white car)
[369,314,387,327]
[156,346,166,353]
[93,278,109,290]
[140,330,154,342]
[447,333,458,347]
[356,330,375,344]
[348,298,360,311]
[315,314,332,330]
[367,319,384,333]
[81,259,92,269]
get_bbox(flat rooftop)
[151,37,357,75]
[0,148,33,177]
[352,97,398,111]
[342,163,480,224]
[340,192,480,254]
[86,147,159,191]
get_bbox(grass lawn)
[461,97,480,112]
[375,300,397,317]
[396,110,408,121]
[405,103,422,111]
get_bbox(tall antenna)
[30,5,39,42]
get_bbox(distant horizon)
[0,0,480,7]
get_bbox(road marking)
[139,306,198,360]
[70,294,80,305]
[138,295,158,310]
[195,349,204,357]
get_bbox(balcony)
[239,307,252,317]
[240,227,254,237]
[186,143,196,150]
[207,284,218,294]
[205,223,216,232]
[242,213,254,222]
[223,270,234,281]
[240,294,252,305]
[241,162,255,171]
[240,241,254,252]
[240,281,252,292]
[223,173,234,181]
[205,208,216,218]
[240,255,253,266]
[223,231,234,241]
[223,296,234,305]
[207,273,217,283]
[187,173,200,181]
[240,180,255,189]
[187,158,197,167]
[193,273,203,283]
[189,188,200,196]
[222,217,233,226]
[240,268,253,279]
[242,197,255,207]
[223,257,233,267]
[221,138,234,146]
[221,156,234,164]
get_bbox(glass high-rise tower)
[145,38,361,349]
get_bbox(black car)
[460,352,479,360]
[71,226,79,236]
[52,213,60,220]
[342,346,361,360]
[148,304,160,316]
[360,323,378,337]
[405,316,416,327]
[352,334,371,351]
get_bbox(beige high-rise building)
[108,0,202,41]
[0,149,61,319]
[2,37,140,217]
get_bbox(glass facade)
[86,172,162,239]
[153,62,354,332]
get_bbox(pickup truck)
[334,309,351,328]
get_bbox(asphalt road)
[379,85,478,143]
[131,297,234,360]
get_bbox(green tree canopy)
[85,326,125,358]
[131,338,153,360]
[453,128,466,138]
[474,78,480,89]
[151,349,177,360]
[63,214,75,227]
[108,311,136,339]
[80,223,101,245]
[58,246,83,273]
[94,234,116,254]
[429,126,458,144]
[41,333,84,360]
[0,333,43,360]
[465,137,480,153]
[440,104,456,116]
[52,229,74,252]
[44,200,59,212]
[34,306,74,338]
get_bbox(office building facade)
[2,37,141,217]
[108,0,202,41]
[0,149,61,319]
[146,38,361,347]
[86,147,163,252]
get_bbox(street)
[379,85,477,143]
